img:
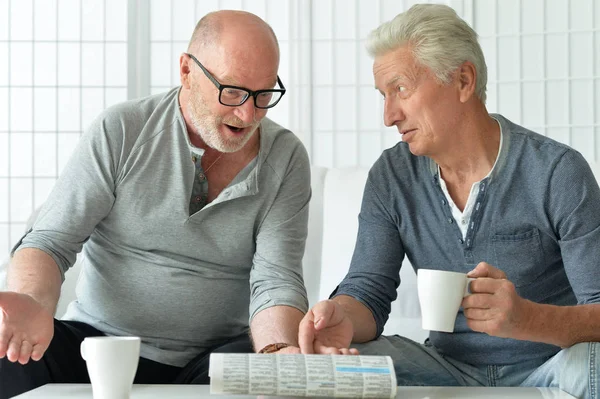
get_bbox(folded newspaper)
[209,353,397,398]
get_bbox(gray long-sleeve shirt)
[335,114,600,365]
[14,87,311,367]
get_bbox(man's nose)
[383,97,406,127]
[234,97,257,124]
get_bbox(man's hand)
[462,262,534,340]
[0,292,54,364]
[298,300,359,355]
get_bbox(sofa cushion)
[303,166,327,307]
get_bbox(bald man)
[0,10,310,397]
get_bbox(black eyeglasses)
[186,53,286,109]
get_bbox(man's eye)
[397,85,407,93]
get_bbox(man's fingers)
[18,340,33,365]
[311,300,338,330]
[314,345,357,355]
[339,348,358,355]
[338,348,359,356]
[30,344,46,362]
[463,307,491,321]
[298,311,316,354]
[6,336,22,363]
[467,262,507,279]
[315,345,343,355]
[467,277,513,298]
[0,328,11,358]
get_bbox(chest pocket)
[492,228,546,288]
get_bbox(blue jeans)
[353,335,597,399]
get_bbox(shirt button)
[461,219,467,225]
[198,173,206,181]
[194,195,202,203]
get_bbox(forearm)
[7,248,62,315]
[250,305,305,352]
[332,295,377,343]
[520,301,600,348]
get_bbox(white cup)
[417,269,473,333]
[80,336,141,399]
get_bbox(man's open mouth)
[225,124,244,133]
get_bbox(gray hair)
[366,4,487,103]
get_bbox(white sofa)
[5,161,599,344]
[0,166,429,343]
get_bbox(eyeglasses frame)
[185,53,286,109]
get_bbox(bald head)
[187,10,279,59]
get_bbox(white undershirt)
[438,123,503,239]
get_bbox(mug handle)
[80,340,87,361]
[464,277,476,296]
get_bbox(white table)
[13,384,577,398]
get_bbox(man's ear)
[180,53,192,89]
[457,61,477,103]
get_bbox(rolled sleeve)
[11,110,122,279]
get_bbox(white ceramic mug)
[80,336,141,399]
[417,269,473,333]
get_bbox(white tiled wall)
[1,0,128,256]
[477,0,600,162]
[2,0,600,259]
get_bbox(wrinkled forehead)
[204,48,280,90]
[373,47,423,87]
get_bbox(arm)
[0,249,60,363]
[465,262,600,348]
[333,173,405,340]
[524,303,600,347]
[464,151,600,347]
[529,151,600,346]
[299,165,405,353]
[14,110,121,278]
[250,305,305,353]
[0,109,123,363]
[7,248,62,315]
[249,137,311,352]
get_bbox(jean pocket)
[492,228,546,288]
